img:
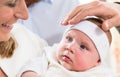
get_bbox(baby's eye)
[66,37,73,42]
[80,45,87,50]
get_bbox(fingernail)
[61,20,66,24]
[61,19,68,25]
[105,22,109,30]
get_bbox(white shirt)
[0,23,48,77]
[18,0,80,45]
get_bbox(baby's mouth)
[62,55,72,63]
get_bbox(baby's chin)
[58,60,73,70]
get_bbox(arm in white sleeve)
[18,53,48,77]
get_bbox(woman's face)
[56,30,100,71]
[0,0,28,41]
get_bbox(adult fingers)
[61,5,82,25]
[68,3,104,25]
[102,15,120,31]
[61,1,101,25]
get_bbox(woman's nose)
[14,0,28,20]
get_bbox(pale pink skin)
[56,30,100,71]
[0,0,28,41]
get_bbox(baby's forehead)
[64,29,94,45]
[65,29,85,36]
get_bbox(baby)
[18,18,117,77]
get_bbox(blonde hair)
[0,37,15,58]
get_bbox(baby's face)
[56,30,100,71]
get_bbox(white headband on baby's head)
[66,20,110,62]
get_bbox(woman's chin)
[0,37,10,42]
